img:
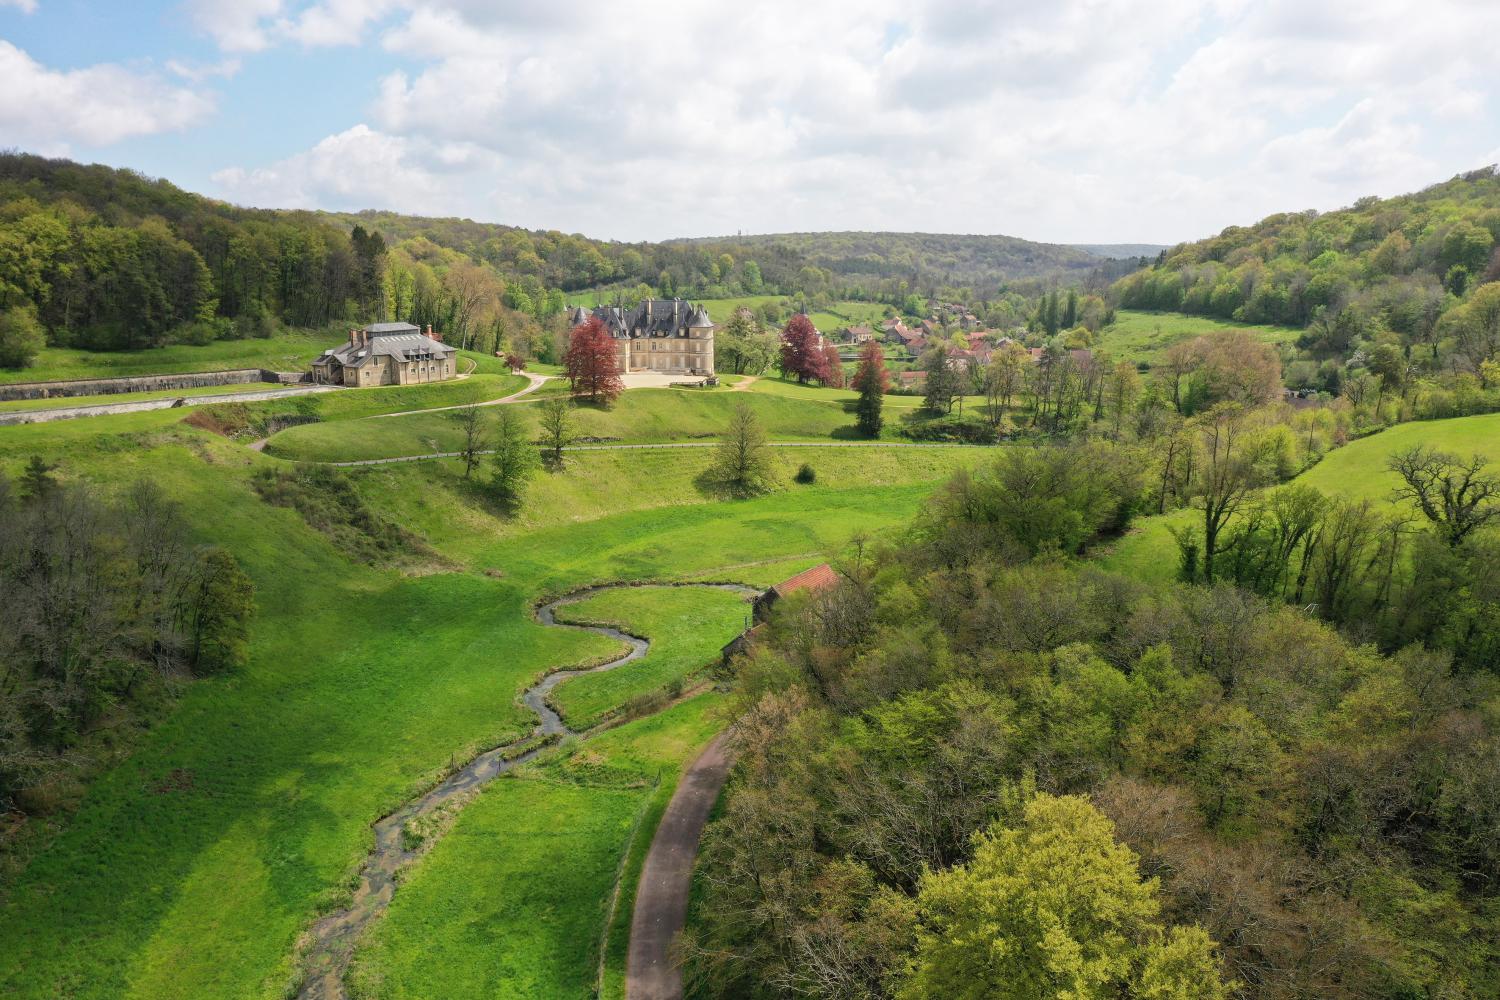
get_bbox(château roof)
[567,298,716,340]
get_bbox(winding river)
[292,582,757,1000]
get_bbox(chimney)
[427,324,441,343]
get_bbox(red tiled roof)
[772,563,840,597]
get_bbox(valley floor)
[0,375,980,999]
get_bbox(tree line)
[0,460,254,813]
[692,431,1500,999]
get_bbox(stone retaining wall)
[0,368,308,402]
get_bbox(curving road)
[626,732,735,1000]
[290,581,755,1000]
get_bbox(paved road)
[0,384,343,426]
[627,733,735,1000]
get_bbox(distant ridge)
[1071,243,1171,259]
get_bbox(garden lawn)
[0,411,963,1000]
[1100,310,1301,366]
[1097,412,1500,583]
[550,586,751,729]
[346,691,725,1000]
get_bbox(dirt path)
[290,581,755,1000]
[626,732,735,1000]
[727,375,759,391]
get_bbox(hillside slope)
[1114,165,1500,333]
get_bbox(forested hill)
[1114,166,1500,336]
[667,230,1105,288]
[0,153,1125,358]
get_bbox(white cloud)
[185,0,283,52]
[0,40,215,147]
[211,123,489,214]
[203,0,1500,242]
[165,57,242,82]
[1,0,39,14]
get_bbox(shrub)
[0,304,46,369]
[794,463,817,484]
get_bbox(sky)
[2,0,1498,246]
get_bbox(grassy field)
[1100,310,1301,365]
[264,377,985,463]
[1,331,508,385]
[0,381,293,413]
[550,586,750,730]
[1097,412,1500,582]
[346,693,726,1000]
[0,383,971,999]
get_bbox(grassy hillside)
[262,378,972,464]
[1099,310,1301,365]
[0,379,974,999]
[1098,411,1500,582]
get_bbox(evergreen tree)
[852,340,888,437]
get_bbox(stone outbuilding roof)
[317,323,455,369]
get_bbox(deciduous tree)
[563,316,623,404]
[709,401,776,495]
[488,407,537,509]
[778,314,825,384]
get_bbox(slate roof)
[567,298,716,340]
[317,324,455,369]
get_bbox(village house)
[721,564,840,664]
[310,322,457,387]
[567,298,716,375]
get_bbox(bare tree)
[1388,445,1500,545]
[452,406,487,479]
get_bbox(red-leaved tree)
[778,315,824,383]
[565,317,624,404]
[820,343,845,388]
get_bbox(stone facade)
[311,322,457,387]
[567,298,715,375]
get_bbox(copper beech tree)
[564,316,624,404]
[778,314,831,384]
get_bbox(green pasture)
[0,399,966,999]
[1100,310,1301,365]
[550,586,751,730]
[347,694,725,1000]
[1097,412,1500,583]
[264,377,985,463]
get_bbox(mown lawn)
[550,586,751,729]
[1100,310,1301,365]
[0,330,508,385]
[346,692,725,1000]
[0,406,963,1000]
[1097,412,1500,583]
[0,381,289,413]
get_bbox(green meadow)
[0,378,975,999]
[264,377,980,464]
[1100,310,1301,365]
[1098,412,1500,583]
[346,694,726,1000]
[549,586,750,730]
